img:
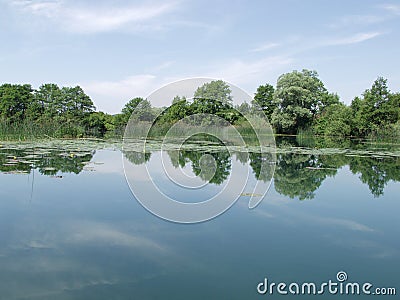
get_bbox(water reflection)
[273,153,337,200]
[122,148,399,199]
[168,150,231,185]
[0,145,94,175]
[123,151,151,165]
[0,139,399,298]
[349,156,400,197]
[1,139,399,199]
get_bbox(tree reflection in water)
[122,146,399,199]
[1,142,398,199]
[0,146,94,175]
[167,150,231,185]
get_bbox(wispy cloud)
[329,14,385,28]
[67,221,166,251]
[207,55,293,86]
[150,60,175,72]
[2,218,172,299]
[317,217,375,232]
[81,74,161,113]
[82,54,293,113]
[324,32,382,46]
[327,235,398,259]
[251,42,280,52]
[12,0,60,17]
[10,0,179,33]
[82,55,289,112]
[381,3,400,15]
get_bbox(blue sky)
[1,0,399,114]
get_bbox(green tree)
[87,111,115,137]
[350,96,367,136]
[271,69,330,134]
[119,97,153,124]
[191,80,238,124]
[236,102,251,115]
[313,103,353,136]
[25,96,43,122]
[60,86,95,121]
[35,83,62,119]
[193,80,233,106]
[52,86,95,137]
[351,77,399,136]
[122,97,144,117]
[252,83,275,120]
[159,96,190,124]
[0,84,34,123]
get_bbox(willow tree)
[271,69,336,134]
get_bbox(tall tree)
[252,83,275,120]
[118,97,153,126]
[192,80,233,114]
[60,86,95,120]
[35,83,62,118]
[191,80,238,123]
[271,69,329,134]
[351,77,399,136]
[0,84,34,123]
[160,96,190,123]
[194,80,232,105]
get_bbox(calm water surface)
[0,138,399,299]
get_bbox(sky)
[1,0,399,114]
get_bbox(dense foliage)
[1,71,399,139]
[0,83,98,138]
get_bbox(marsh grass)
[127,121,275,148]
[0,121,108,140]
[0,121,60,140]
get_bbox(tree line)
[0,83,100,137]
[252,70,399,137]
[1,69,399,138]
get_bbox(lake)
[0,137,399,299]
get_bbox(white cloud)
[207,55,293,87]
[324,32,382,46]
[329,14,385,28]
[13,0,60,17]
[317,217,375,232]
[1,218,171,298]
[327,235,398,258]
[81,74,162,114]
[150,60,175,72]
[251,42,280,52]
[67,221,166,251]
[10,0,179,33]
[79,54,292,114]
[381,4,400,15]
